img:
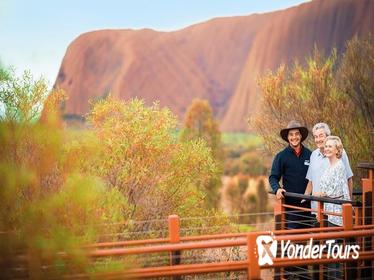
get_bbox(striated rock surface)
[55,0,374,131]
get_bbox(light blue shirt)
[306,148,353,212]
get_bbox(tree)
[0,61,10,82]
[0,70,127,277]
[338,34,374,134]
[251,39,374,170]
[237,151,267,176]
[86,97,218,226]
[0,69,49,122]
[251,48,343,153]
[180,99,222,160]
[180,98,223,208]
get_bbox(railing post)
[359,163,374,279]
[355,207,362,226]
[342,203,353,231]
[316,201,325,227]
[343,203,357,278]
[247,232,261,280]
[273,197,284,280]
[168,215,181,280]
[355,205,364,278]
[274,197,285,230]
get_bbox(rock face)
[55,0,374,131]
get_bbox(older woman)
[318,136,351,226]
[318,136,351,279]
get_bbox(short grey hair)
[312,122,331,136]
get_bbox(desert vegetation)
[0,62,269,278]
[0,68,231,276]
[1,34,372,277]
[251,35,374,185]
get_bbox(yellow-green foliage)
[180,99,222,162]
[222,133,269,176]
[0,72,128,277]
[338,35,374,130]
[86,97,218,226]
[0,68,230,277]
[180,98,223,208]
[237,151,267,176]
[225,175,269,225]
[251,36,374,170]
[179,208,233,236]
[0,121,128,277]
[0,69,49,122]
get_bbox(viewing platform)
[9,163,374,279]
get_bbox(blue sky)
[0,0,309,86]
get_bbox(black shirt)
[269,145,311,205]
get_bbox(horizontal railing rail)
[269,190,362,206]
[64,226,374,279]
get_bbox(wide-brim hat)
[280,120,309,142]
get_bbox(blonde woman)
[317,136,351,227]
[317,136,351,279]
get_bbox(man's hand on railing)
[276,188,285,200]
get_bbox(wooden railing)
[71,205,373,279]
[71,160,373,279]
[11,163,374,279]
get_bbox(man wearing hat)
[269,120,312,229]
[269,121,312,280]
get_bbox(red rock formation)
[55,0,374,131]
[222,0,374,130]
